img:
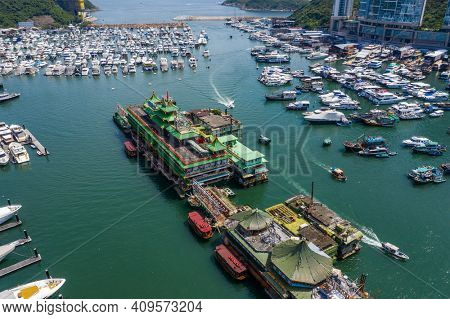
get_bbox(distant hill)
[0,0,97,28]
[222,0,308,11]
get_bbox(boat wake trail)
[209,72,235,108]
[310,157,331,172]
[361,226,382,248]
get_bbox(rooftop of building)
[218,134,267,164]
[189,109,241,129]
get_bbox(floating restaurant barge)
[122,92,268,195]
[222,208,368,299]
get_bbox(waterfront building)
[330,0,355,34]
[331,0,450,47]
[126,92,232,195]
[218,135,269,187]
[187,109,242,138]
[223,209,367,298]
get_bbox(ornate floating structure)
[122,92,268,196]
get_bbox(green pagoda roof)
[147,91,161,105]
[270,239,332,286]
[231,208,273,231]
[208,138,226,152]
[218,134,238,144]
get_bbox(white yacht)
[0,204,21,225]
[0,148,9,166]
[303,109,347,123]
[402,136,432,147]
[160,58,168,72]
[10,124,29,143]
[8,142,30,164]
[0,279,66,299]
[81,67,89,76]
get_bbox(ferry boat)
[187,211,213,239]
[330,167,346,181]
[380,242,409,260]
[8,142,30,164]
[0,204,21,225]
[0,279,66,299]
[214,244,246,280]
[123,140,137,158]
[0,92,20,103]
[265,90,296,101]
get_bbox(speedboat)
[0,279,66,299]
[258,135,271,145]
[0,243,15,263]
[380,242,409,260]
[9,142,30,164]
[429,110,444,118]
[0,204,21,225]
[286,100,309,110]
[0,148,9,165]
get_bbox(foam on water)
[361,226,382,248]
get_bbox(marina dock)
[24,128,48,156]
[173,16,266,21]
[90,23,185,28]
[0,214,22,233]
[0,250,42,278]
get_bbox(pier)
[0,214,22,233]
[173,16,263,21]
[90,23,185,29]
[0,249,42,278]
[24,128,49,156]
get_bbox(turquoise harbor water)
[0,0,449,299]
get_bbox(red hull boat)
[214,244,246,280]
[188,211,213,239]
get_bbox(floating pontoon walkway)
[24,129,48,156]
[0,249,41,278]
[0,215,22,233]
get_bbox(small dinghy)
[0,279,66,299]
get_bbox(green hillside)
[0,0,97,28]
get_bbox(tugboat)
[343,141,363,152]
[214,244,246,280]
[380,242,409,260]
[188,211,213,239]
[258,135,271,145]
[330,167,347,181]
[123,140,137,158]
[113,106,131,134]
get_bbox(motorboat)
[330,167,347,181]
[429,110,444,118]
[265,90,296,101]
[0,243,15,263]
[402,136,432,147]
[10,124,29,143]
[8,142,30,164]
[0,204,21,225]
[380,242,409,260]
[0,92,20,103]
[0,279,66,299]
[258,135,271,145]
[408,166,446,184]
[286,100,309,110]
[303,109,347,124]
[323,138,332,146]
[0,148,9,165]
